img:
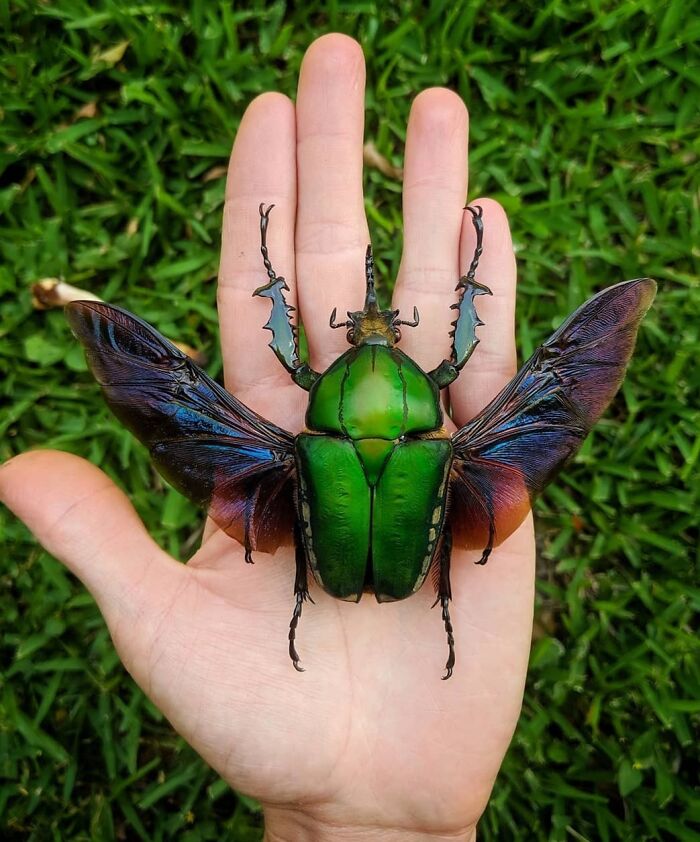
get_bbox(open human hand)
[0,34,535,841]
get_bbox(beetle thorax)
[306,344,442,441]
[347,302,398,347]
[330,244,419,348]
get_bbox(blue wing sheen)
[66,301,296,554]
[449,278,656,550]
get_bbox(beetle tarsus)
[289,591,306,672]
[289,524,311,672]
[462,204,484,287]
[440,595,455,680]
[429,204,491,389]
[432,527,456,679]
[244,506,255,563]
[258,203,277,282]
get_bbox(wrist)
[263,808,477,842]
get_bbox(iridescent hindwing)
[66,301,296,557]
[449,278,656,553]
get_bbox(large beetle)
[67,205,655,678]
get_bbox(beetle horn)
[364,244,378,312]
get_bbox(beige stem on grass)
[30,278,207,365]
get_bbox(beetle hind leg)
[289,523,314,672]
[431,526,456,680]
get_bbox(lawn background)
[1,1,698,839]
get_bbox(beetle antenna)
[395,306,420,328]
[329,307,352,329]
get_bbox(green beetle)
[297,259,454,606]
[67,204,655,677]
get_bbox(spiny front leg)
[253,204,319,391]
[429,205,492,389]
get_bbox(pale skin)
[0,34,535,842]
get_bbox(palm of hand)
[114,512,533,836]
[1,35,535,838]
[136,519,533,829]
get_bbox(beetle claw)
[438,593,455,680]
[289,635,305,672]
[474,545,492,566]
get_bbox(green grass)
[1,1,698,839]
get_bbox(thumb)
[0,450,184,629]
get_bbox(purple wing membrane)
[66,301,296,555]
[450,278,656,550]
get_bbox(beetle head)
[330,245,420,347]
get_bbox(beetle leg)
[253,204,319,391]
[431,526,456,680]
[428,205,492,389]
[475,515,494,566]
[474,482,495,566]
[289,522,314,672]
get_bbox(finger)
[295,34,369,372]
[450,198,517,426]
[392,88,469,375]
[218,92,297,400]
[0,451,182,624]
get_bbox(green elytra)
[253,204,490,669]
